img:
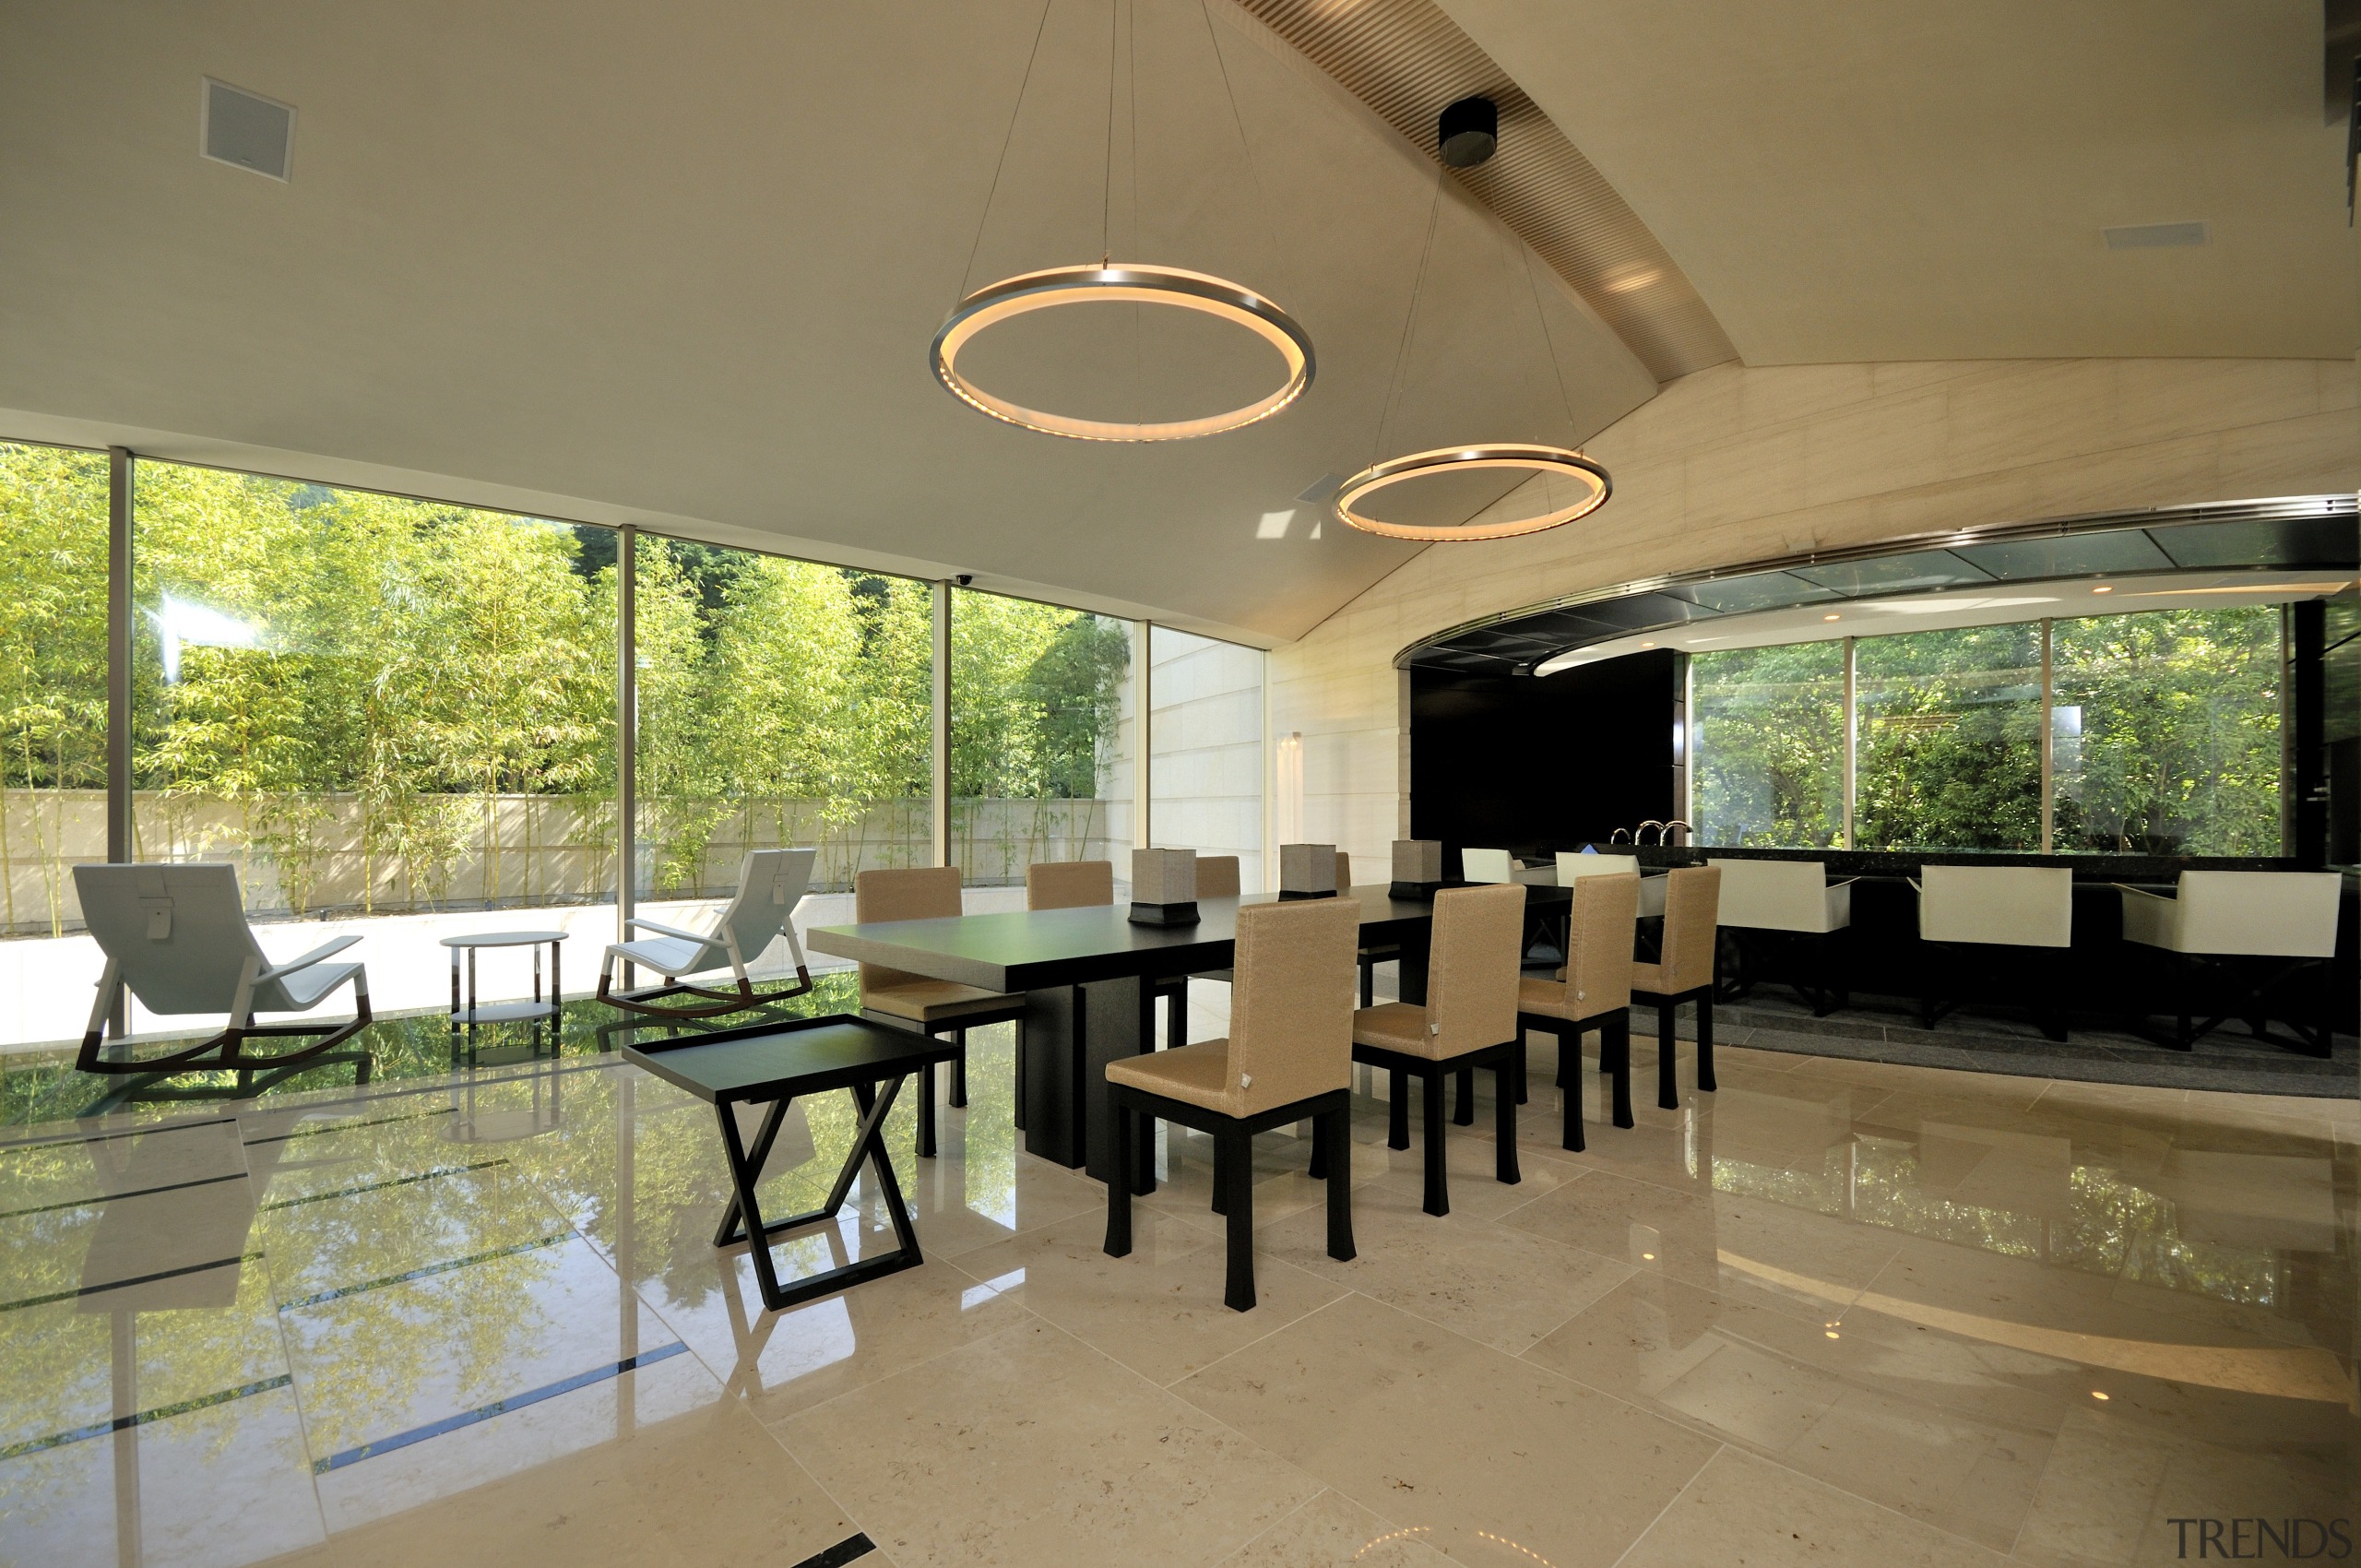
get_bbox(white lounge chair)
[599,848,816,1019]
[73,862,372,1076]
[1708,857,1857,1016]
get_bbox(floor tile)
[778,1318,1321,1566]
[1173,1291,1720,1568]
[1616,1447,2012,1567]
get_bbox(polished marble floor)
[2,1020,2354,1568]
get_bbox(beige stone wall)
[1269,356,2361,866]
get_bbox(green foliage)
[1693,612,2281,853]
[0,447,1133,919]
[1854,624,2044,851]
[1691,641,1845,848]
[2051,607,2281,855]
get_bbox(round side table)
[441,931,569,1031]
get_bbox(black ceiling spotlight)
[1438,95,1498,168]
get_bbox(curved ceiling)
[1435,0,2358,362]
[0,0,1657,645]
[1403,496,2361,673]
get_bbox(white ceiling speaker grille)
[2103,220,2206,249]
[201,78,293,181]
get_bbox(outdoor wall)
[1,790,1123,936]
[1269,356,2361,868]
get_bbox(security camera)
[955,573,975,587]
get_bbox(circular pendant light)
[931,263,1313,442]
[933,0,1311,443]
[1335,444,1609,541]
[1335,97,1611,541]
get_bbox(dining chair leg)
[1209,1130,1228,1216]
[1387,1068,1410,1150]
[1513,1047,1527,1104]
[1359,955,1376,1009]
[1307,1111,1329,1180]
[1222,1126,1257,1311]
[1420,1067,1449,1218]
[1609,1015,1635,1129]
[1323,1101,1356,1262]
[1695,993,1715,1093]
[1453,1067,1475,1125]
[1559,1024,1585,1152]
[1554,1023,1572,1088]
[1494,1053,1520,1185]
[918,1062,938,1158]
[948,1030,967,1108]
[1104,1099,1134,1257]
[1656,1001,1679,1111]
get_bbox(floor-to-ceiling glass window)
[1148,625,1265,891]
[2051,606,2283,854]
[115,462,620,1035]
[1852,624,2045,851]
[632,536,933,985]
[0,443,110,1049]
[949,588,1132,896]
[1690,641,1845,848]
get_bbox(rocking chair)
[598,849,816,1020]
[73,862,373,1076]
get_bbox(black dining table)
[806,883,1568,1182]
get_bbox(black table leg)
[714,1075,927,1313]
[1023,978,1158,1182]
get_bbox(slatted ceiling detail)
[1232,0,1737,383]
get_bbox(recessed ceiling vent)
[202,79,293,181]
[2102,220,2205,249]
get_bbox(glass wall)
[0,445,109,1050]
[2051,606,2282,855]
[1690,642,1845,848]
[949,588,1132,888]
[1854,624,2044,851]
[0,440,1257,1054]
[128,461,618,1028]
[1149,625,1266,891]
[1693,609,2284,854]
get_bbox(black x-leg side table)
[623,1013,961,1313]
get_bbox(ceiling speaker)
[2102,220,2205,249]
[202,79,293,181]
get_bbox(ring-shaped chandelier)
[1335,97,1611,541]
[931,263,1314,443]
[1335,444,1609,542]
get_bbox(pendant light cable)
[1197,0,1283,291]
[960,0,1059,302]
[1374,163,1447,466]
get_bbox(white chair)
[1555,849,1641,885]
[1461,847,1515,884]
[599,848,816,1019]
[72,862,372,1076]
[1911,864,2072,1039]
[1708,858,1857,1016]
[2117,871,2344,1054]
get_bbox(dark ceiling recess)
[1438,96,1498,168]
[1397,496,2361,675]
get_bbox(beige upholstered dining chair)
[856,866,1026,1156]
[1348,882,1525,1216]
[1026,859,1189,1061]
[1103,897,1360,1312]
[1520,870,1640,1148]
[1195,855,1241,898]
[1632,864,1721,1111]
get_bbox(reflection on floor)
[1,1022,2353,1567]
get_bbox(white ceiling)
[1536,571,2355,675]
[0,1,1657,645]
[1436,0,2358,363]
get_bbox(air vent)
[1295,472,1347,505]
[202,79,293,181]
[2102,220,2205,249]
